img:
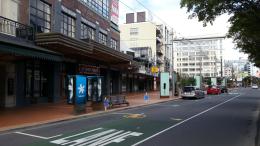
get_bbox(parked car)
[207,86,221,95]
[252,84,259,89]
[219,86,228,93]
[181,86,205,99]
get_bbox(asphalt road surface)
[0,88,259,146]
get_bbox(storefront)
[0,35,63,108]
[35,33,138,104]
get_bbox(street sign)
[151,66,159,73]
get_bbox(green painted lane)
[25,115,178,146]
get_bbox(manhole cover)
[124,114,146,119]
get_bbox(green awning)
[0,43,63,62]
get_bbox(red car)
[207,86,221,95]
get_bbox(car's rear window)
[183,87,195,92]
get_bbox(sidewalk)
[0,91,180,132]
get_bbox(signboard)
[75,75,87,105]
[87,76,103,102]
[160,72,169,98]
[78,64,100,75]
[221,78,227,86]
[194,76,202,89]
[67,76,75,104]
[151,66,159,73]
[211,77,217,86]
[111,0,119,24]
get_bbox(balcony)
[156,25,163,38]
[156,46,163,56]
[0,16,34,41]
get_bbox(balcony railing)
[0,16,34,41]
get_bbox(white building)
[173,37,224,77]
[120,12,173,74]
[224,67,232,77]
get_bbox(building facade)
[120,12,174,91]
[173,37,224,78]
[0,0,138,108]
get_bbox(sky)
[118,0,248,60]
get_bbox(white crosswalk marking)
[50,128,143,146]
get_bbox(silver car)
[181,86,205,99]
[252,84,259,89]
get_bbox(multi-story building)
[0,0,137,108]
[245,62,260,77]
[224,59,249,81]
[120,12,173,91]
[173,36,224,77]
[224,67,233,77]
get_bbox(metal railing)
[0,16,34,41]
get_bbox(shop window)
[25,62,51,99]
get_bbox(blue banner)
[76,75,87,105]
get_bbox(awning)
[0,34,63,61]
[35,33,140,69]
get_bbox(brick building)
[0,0,137,108]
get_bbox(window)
[81,23,95,40]
[182,58,188,61]
[79,0,109,18]
[189,57,195,61]
[30,0,51,33]
[182,68,188,72]
[182,63,188,66]
[130,28,138,35]
[25,61,51,98]
[182,52,188,56]
[111,38,117,50]
[61,13,75,37]
[99,32,107,45]
[189,68,195,71]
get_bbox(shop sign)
[79,64,100,75]
[75,75,87,105]
[111,0,119,24]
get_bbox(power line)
[134,0,172,29]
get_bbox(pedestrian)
[144,92,149,103]
[103,97,109,111]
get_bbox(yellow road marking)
[124,114,146,119]
[170,118,183,121]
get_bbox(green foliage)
[207,79,212,86]
[180,0,260,67]
[180,77,196,87]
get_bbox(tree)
[180,0,260,67]
[180,77,196,87]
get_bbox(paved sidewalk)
[0,91,180,132]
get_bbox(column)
[52,0,62,33]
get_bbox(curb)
[0,96,181,133]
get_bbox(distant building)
[120,12,173,90]
[224,67,232,77]
[173,37,224,77]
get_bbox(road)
[0,88,259,146]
